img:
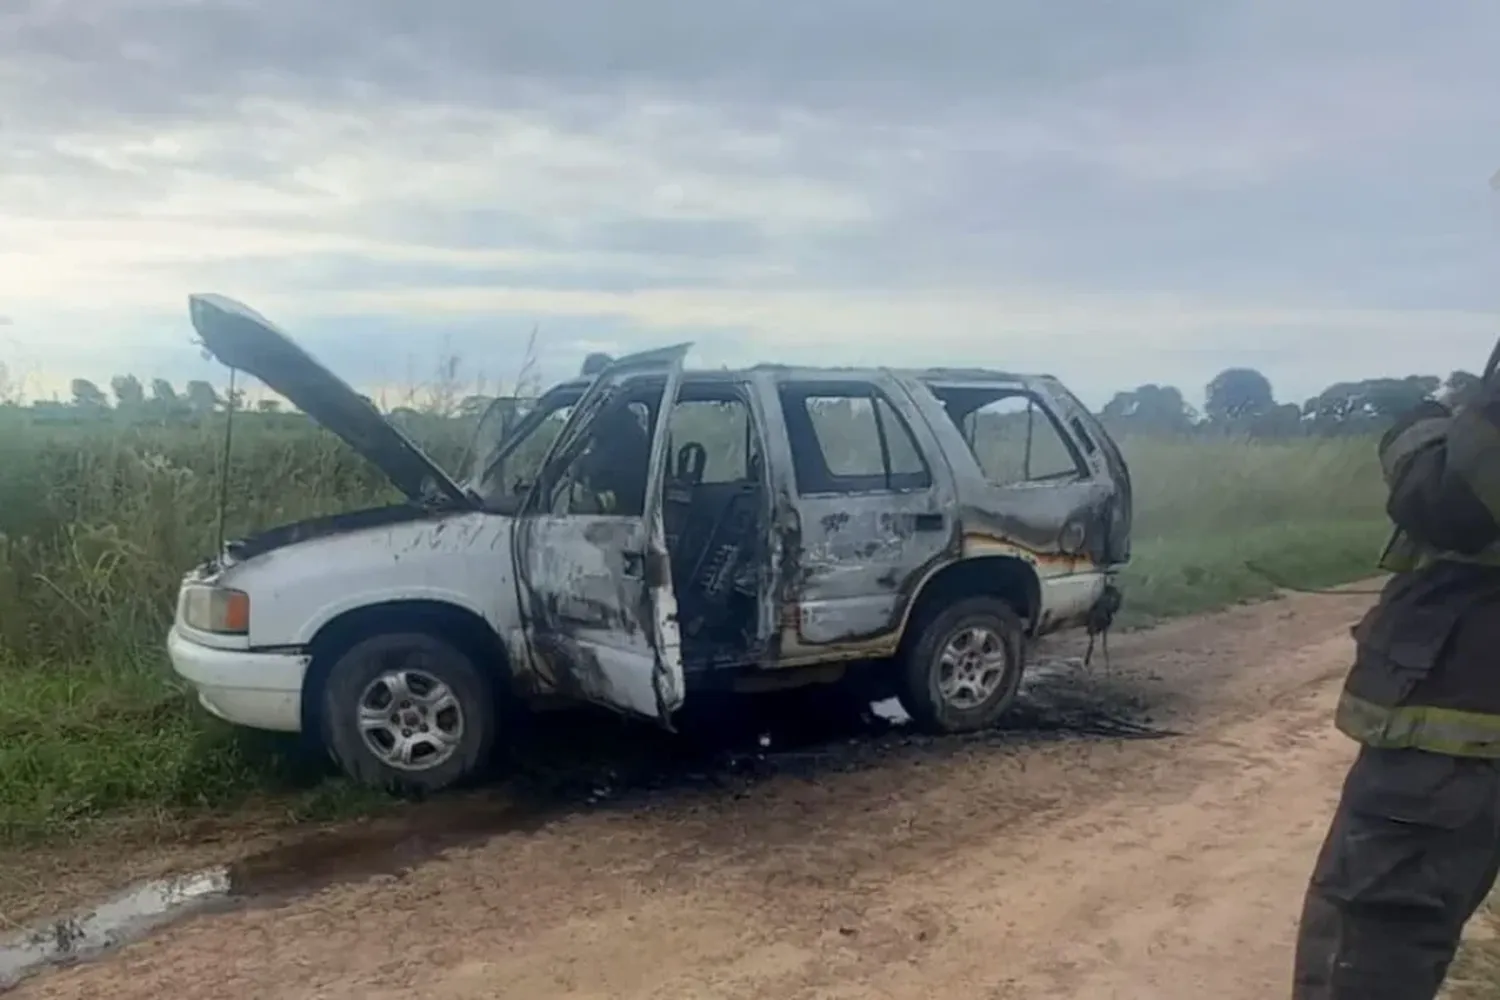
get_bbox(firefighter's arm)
[1382,392,1500,555]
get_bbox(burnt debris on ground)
[0,655,1176,991]
[530,655,1179,805]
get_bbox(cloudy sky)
[2,0,1498,409]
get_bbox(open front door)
[512,345,690,723]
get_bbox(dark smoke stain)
[224,799,552,902]
[820,511,851,532]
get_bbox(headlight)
[180,585,250,635]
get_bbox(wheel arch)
[900,555,1042,647]
[300,599,513,738]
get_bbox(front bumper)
[167,627,310,733]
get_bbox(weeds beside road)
[0,413,1389,844]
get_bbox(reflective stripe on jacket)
[1336,690,1500,758]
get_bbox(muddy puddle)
[0,871,232,990]
[0,654,1175,990]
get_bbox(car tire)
[897,596,1026,734]
[321,630,497,797]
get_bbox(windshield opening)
[464,387,586,513]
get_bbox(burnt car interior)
[657,385,768,667]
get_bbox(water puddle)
[0,869,234,990]
[0,654,1176,990]
[0,798,551,991]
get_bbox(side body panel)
[915,374,1130,634]
[206,511,521,652]
[754,368,1131,667]
[754,371,959,666]
[511,346,689,721]
[513,517,683,714]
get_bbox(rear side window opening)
[926,384,1088,486]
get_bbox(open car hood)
[188,294,473,508]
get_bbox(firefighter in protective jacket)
[1292,383,1500,999]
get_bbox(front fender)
[218,511,520,647]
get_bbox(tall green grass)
[0,411,1390,842]
[1117,434,1387,621]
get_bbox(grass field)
[0,410,1392,845]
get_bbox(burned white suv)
[169,295,1132,794]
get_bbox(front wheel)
[897,597,1026,734]
[321,631,498,796]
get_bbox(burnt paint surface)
[791,500,957,648]
[224,504,443,563]
[515,515,656,711]
[745,368,1129,664]
[757,370,961,657]
[510,345,689,719]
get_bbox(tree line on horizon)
[1100,368,1484,437]
[0,362,1487,440]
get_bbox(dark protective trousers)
[1293,744,1500,999]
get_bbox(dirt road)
[13,589,1375,999]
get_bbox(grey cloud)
[275,310,722,393]
[583,218,769,260]
[2,0,1213,119]
[6,0,1500,407]
[9,0,1497,128]
[360,208,571,255]
[363,208,771,262]
[169,252,754,295]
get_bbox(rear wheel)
[897,596,1026,734]
[321,631,498,796]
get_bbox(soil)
[5,587,1380,999]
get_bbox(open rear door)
[511,345,690,723]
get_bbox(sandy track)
[16,589,1373,1000]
